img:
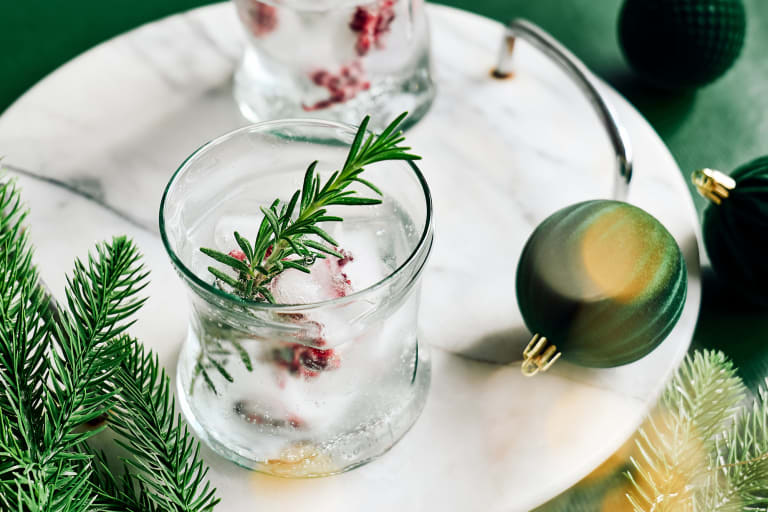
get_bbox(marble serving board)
[0,4,701,511]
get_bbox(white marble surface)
[0,4,701,511]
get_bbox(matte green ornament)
[516,200,687,375]
[619,0,746,89]
[693,157,768,306]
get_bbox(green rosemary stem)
[200,112,419,302]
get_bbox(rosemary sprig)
[200,112,420,302]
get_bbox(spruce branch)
[0,176,54,455]
[712,385,768,510]
[200,112,420,302]
[0,173,219,512]
[108,337,220,512]
[44,236,150,459]
[87,447,158,512]
[626,350,748,512]
[0,456,97,512]
[0,175,96,512]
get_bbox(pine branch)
[0,175,97,512]
[200,112,419,302]
[0,173,219,512]
[626,350,747,512]
[108,337,220,512]
[0,176,54,457]
[711,385,768,510]
[44,236,149,460]
[0,457,97,512]
[0,397,96,512]
[87,446,158,512]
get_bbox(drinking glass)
[160,119,433,475]
[232,0,435,130]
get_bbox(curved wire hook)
[493,19,633,201]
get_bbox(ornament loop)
[492,19,633,201]
[521,334,561,376]
[692,168,736,205]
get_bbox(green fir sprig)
[537,350,768,512]
[0,174,219,512]
[107,338,220,512]
[626,350,748,511]
[200,112,420,302]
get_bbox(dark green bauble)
[699,157,768,306]
[619,0,746,89]
[516,200,687,368]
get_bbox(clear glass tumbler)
[232,0,435,130]
[160,119,433,476]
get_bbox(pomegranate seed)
[244,1,278,37]
[356,35,372,56]
[311,70,330,86]
[349,0,397,56]
[303,62,369,111]
[337,249,354,268]
[272,341,340,379]
[228,249,247,261]
[287,415,305,428]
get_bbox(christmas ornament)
[516,200,687,375]
[693,157,768,305]
[619,0,746,89]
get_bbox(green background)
[1,0,767,506]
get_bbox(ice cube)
[213,215,263,252]
[269,257,352,305]
[233,366,356,433]
[338,229,388,290]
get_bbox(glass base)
[177,338,431,477]
[233,48,436,131]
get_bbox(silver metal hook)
[493,19,633,201]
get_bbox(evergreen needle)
[0,173,220,511]
[108,338,220,512]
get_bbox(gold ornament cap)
[521,334,561,376]
[691,168,736,205]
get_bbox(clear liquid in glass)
[175,176,430,475]
[233,0,435,129]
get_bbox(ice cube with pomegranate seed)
[251,5,359,67]
[268,256,352,305]
[226,354,356,435]
[338,231,389,290]
[326,220,391,290]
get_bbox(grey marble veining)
[0,4,700,511]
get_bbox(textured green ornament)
[697,157,768,306]
[516,200,687,369]
[619,0,746,89]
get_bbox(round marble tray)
[0,3,701,511]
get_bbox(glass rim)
[159,117,434,310]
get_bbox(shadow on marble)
[454,326,531,364]
[604,68,698,140]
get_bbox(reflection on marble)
[0,4,700,511]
